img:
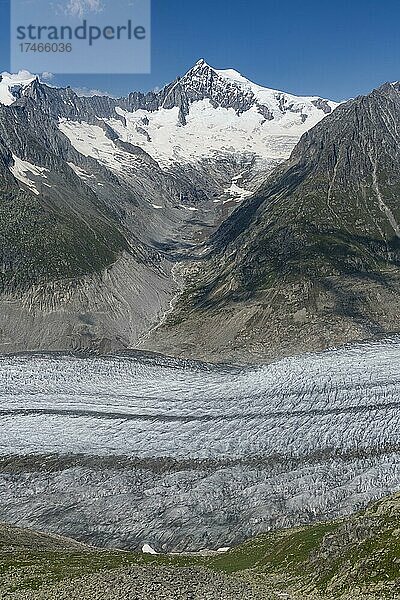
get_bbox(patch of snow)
[151,204,163,209]
[178,204,198,211]
[9,155,49,196]
[67,162,96,180]
[224,181,253,203]
[60,120,135,172]
[232,172,245,183]
[217,547,230,553]
[142,544,157,554]
[68,162,90,178]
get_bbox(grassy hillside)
[1,492,399,599]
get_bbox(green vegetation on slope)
[0,184,129,293]
[1,492,399,598]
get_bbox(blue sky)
[1,0,400,101]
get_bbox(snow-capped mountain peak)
[0,63,338,190]
[0,71,37,106]
[180,59,337,120]
[94,60,338,168]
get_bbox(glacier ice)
[0,339,399,551]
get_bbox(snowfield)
[0,339,399,551]
[109,101,314,167]
[9,155,50,196]
[58,102,308,171]
[59,120,138,172]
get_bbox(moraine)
[0,339,399,551]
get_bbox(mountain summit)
[175,58,336,123]
[100,59,338,167]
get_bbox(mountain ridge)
[1,60,337,120]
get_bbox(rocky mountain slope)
[1,491,399,599]
[144,82,400,362]
[0,63,335,355]
[0,523,89,553]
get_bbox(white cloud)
[63,0,105,18]
[73,86,114,98]
[1,70,36,83]
[41,72,55,81]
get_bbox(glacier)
[0,338,399,551]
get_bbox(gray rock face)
[0,254,176,354]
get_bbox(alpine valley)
[0,60,337,356]
[1,60,400,600]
